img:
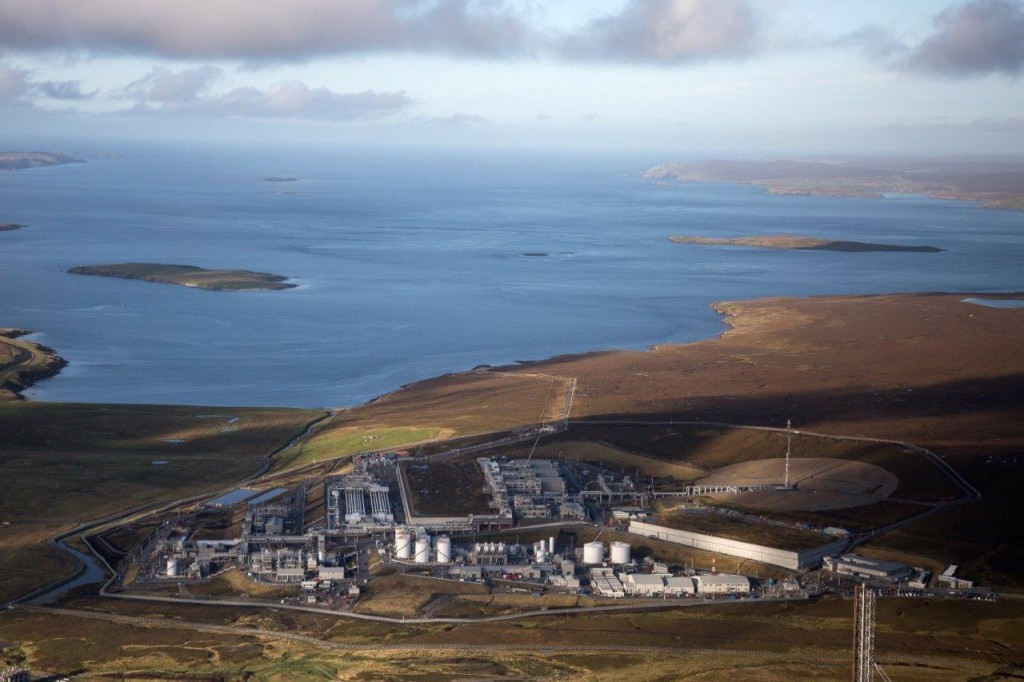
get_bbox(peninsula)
[670,235,944,253]
[67,263,297,291]
[645,157,1024,210]
[264,176,298,182]
[0,151,85,170]
[0,223,24,231]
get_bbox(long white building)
[629,520,846,571]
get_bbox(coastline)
[0,329,68,400]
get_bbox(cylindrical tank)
[414,538,431,564]
[610,541,631,565]
[534,541,547,563]
[549,536,556,554]
[583,541,604,565]
[395,527,412,560]
[474,543,483,553]
[166,557,178,577]
[436,536,452,564]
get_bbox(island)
[67,263,297,291]
[264,176,298,182]
[644,157,1024,210]
[0,151,85,170]
[0,222,24,231]
[670,235,944,253]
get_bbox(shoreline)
[7,290,1024,411]
[0,329,69,400]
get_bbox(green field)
[273,421,447,470]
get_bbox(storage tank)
[436,536,452,564]
[534,541,547,563]
[166,557,178,577]
[610,541,631,565]
[583,542,604,565]
[549,536,556,554]
[414,538,431,564]
[394,527,412,560]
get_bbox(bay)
[1,141,1021,407]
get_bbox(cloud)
[881,115,1024,132]
[424,112,489,127]
[0,65,30,100]
[901,0,1024,76]
[34,79,96,100]
[561,0,759,64]
[123,71,415,121]
[124,66,223,103]
[0,0,532,60]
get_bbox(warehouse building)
[694,574,750,594]
[823,554,913,582]
[629,519,846,571]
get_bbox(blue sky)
[1,0,1022,154]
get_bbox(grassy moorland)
[1,596,1022,679]
[67,262,296,291]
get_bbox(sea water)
[2,141,1021,407]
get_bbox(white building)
[664,576,697,595]
[629,520,845,571]
[694,574,750,594]
[620,573,665,596]
[590,567,625,598]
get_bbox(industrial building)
[629,519,846,571]
[590,567,625,597]
[937,565,974,589]
[693,574,750,594]
[324,473,393,530]
[478,457,571,520]
[823,555,914,582]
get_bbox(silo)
[610,541,631,565]
[583,541,604,565]
[436,536,452,564]
[414,538,431,563]
[166,557,178,577]
[395,527,413,560]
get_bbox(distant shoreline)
[669,235,944,253]
[645,157,1024,210]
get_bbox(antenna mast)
[853,583,878,682]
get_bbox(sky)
[0,0,1022,155]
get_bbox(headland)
[0,151,85,170]
[0,223,24,231]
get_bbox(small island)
[0,223,24,231]
[67,263,297,291]
[264,176,298,182]
[0,151,85,170]
[670,235,944,253]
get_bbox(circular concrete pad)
[697,457,898,511]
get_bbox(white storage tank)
[395,527,413,560]
[610,541,631,565]
[436,536,452,564]
[166,557,178,577]
[583,541,604,565]
[415,538,431,564]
